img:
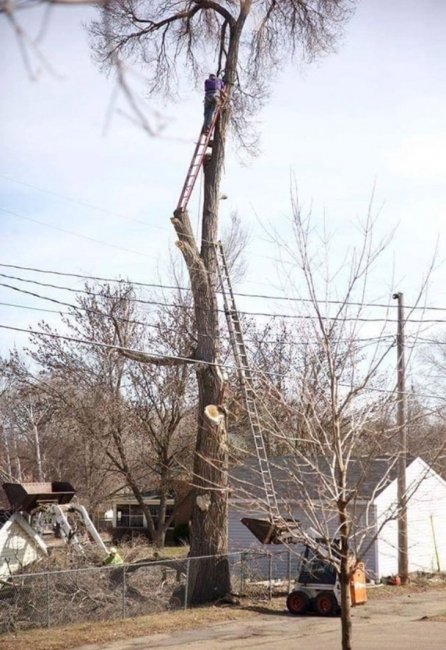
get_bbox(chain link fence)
[0,549,299,634]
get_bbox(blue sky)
[0,0,445,364]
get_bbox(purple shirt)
[205,77,224,98]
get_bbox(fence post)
[268,552,272,600]
[184,556,190,610]
[287,548,292,593]
[46,572,50,628]
[122,565,127,619]
[240,552,246,595]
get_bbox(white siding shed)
[374,457,446,576]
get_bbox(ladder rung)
[215,240,279,518]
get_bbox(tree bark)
[339,502,353,650]
[170,202,230,600]
[170,14,249,603]
[31,413,45,481]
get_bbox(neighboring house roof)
[229,455,420,503]
[112,481,189,504]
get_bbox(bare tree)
[1,283,196,546]
[0,358,59,482]
[233,318,359,456]
[415,340,446,475]
[89,0,355,603]
[0,375,24,482]
[229,200,443,650]
[12,282,197,546]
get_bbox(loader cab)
[287,545,342,617]
[298,546,337,586]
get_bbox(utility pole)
[392,291,408,584]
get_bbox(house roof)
[229,455,418,503]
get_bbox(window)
[116,504,144,528]
[115,503,175,529]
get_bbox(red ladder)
[176,101,223,213]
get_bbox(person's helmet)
[109,547,117,554]
[209,73,216,78]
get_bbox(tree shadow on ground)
[238,604,324,617]
[238,604,293,617]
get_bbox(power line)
[0,321,394,379]
[0,263,177,291]
[0,173,254,262]
[2,175,445,318]
[0,207,259,289]
[0,277,399,323]
[0,302,59,315]
[0,296,187,339]
[0,177,250,277]
[0,294,396,349]
[2,262,446,313]
[1,322,445,403]
[2,272,445,324]
[0,323,210,367]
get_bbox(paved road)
[76,590,446,650]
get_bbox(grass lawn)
[0,598,284,650]
[1,575,444,650]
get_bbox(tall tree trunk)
[169,200,230,598]
[170,16,248,603]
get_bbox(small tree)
[232,199,442,650]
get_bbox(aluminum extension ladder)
[176,102,223,213]
[214,241,281,522]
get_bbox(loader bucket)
[2,481,76,512]
[241,517,300,544]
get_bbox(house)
[228,456,446,580]
[0,513,48,578]
[111,486,191,542]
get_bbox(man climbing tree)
[203,73,225,133]
[91,0,355,604]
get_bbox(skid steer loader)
[241,517,366,616]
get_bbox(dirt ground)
[1,582,445,650]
